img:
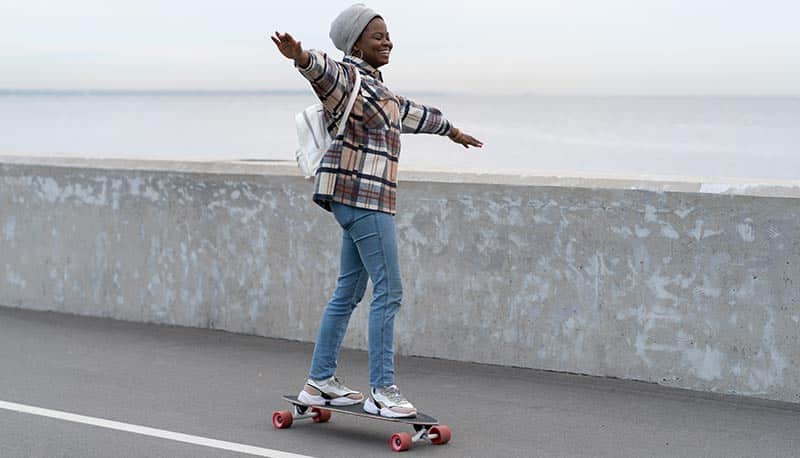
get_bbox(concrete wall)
[1,155,799,403]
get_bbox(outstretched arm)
[271,31,357,120]
[396,95,483,149]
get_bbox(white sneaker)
[363,385,417,418]
[297,376,364,406]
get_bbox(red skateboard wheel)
[272,410,293,429]
[311,407,331,423]
[429,425,451,445]
[390,432,412,452]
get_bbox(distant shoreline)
[1,89,796,98]
[0,89,309,96]
[0,89,449,97]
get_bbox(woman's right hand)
[271,31,306,64]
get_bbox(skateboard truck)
[271,404,339,429]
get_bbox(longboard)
[272,395,452,452]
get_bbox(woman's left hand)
[448,128,483,149]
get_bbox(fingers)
[271,30,303,60]
[463,133,483,148]
[280,32,297,44]
[451,131,483,148]
[271,31,298,44]
[271,32,287,48]
[467,136,484,148]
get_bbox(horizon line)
[1,89,798,98]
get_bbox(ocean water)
[1,92,798,181]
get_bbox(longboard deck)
[282,395,438,425]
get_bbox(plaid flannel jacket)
[297,50,452,215]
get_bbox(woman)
[271,4,482,418]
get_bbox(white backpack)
[295,70,362,179]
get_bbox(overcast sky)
[1,0,799,95]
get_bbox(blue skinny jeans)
[308,202,402,388]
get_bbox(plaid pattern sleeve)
[296,49,357,124]
[396,95,452,136]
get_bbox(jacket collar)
[343,55,383,82]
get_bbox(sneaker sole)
[298,390,363,407]
[363,399,417,418]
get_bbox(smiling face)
[351,17,392,68]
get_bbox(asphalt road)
[0,306,798,457]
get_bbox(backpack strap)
[335,66,362,138]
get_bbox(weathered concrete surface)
[1,155,799,403]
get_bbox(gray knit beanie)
[329,3,382,55]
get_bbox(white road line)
[0,400,314,458]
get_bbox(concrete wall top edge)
[2,154,799,199]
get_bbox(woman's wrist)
[294,50,311,68]
[448,126,460,139]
